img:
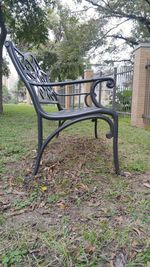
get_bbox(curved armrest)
[29,77,114,88]
[30,76,115,109]
[90,77,115,108]
[56,92,88,97]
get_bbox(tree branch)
[93,19,132,50]
[107,34,139,47]
[85,0,150,34]
[105,59,133,64]
[144,0,150,5]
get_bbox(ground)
[0,104,150,267]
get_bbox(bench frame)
[5,41,120,176]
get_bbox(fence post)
[131,43,150,128]
[98,71,103,104]
[26,89,32,104]
[84,69,93,106]
[113,67,117,110]
[65,83,72,109]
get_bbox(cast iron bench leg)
[38,115,43,153]
[94,119,98,139]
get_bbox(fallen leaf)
[92,187,97,193]
[85,243,96,254]
[129,250,137,260]
[115,216,124,225]
[38,201,46,208]
[77,183,89,191]
[78,161,85,169]
[70,226,77,232]
[8,209,28,217]
[0,202,11,211]
[57,201,68,209]
[8,176,14,187]
[109,261,115,267]
[123,171,132,177]
[143,183,150,188]
[132,240,139,248]
[116,195,122,200]
[41,186,47,192]
[133,227,141,236]
[40,160,43,166]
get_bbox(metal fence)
[113,66,133,114]
[57,65,133,114]
[98,66,133,114]
[143,62,150,123]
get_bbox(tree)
[0,2,7,113]
[91,0,150,42]
[77,0,150,63]
[34,4,100,81]
[0,0,53,113]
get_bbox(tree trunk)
[0,3,7,114]
[0,45,3,114]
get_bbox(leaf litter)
[0,135,150,266]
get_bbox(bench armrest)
[89,77,115,108]
[30,77,115,108]
[29,77,114,88]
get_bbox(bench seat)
[47,107,113,120]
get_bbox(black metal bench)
[5,40,120,176]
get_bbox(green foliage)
[85,0,150,43]
[0,0,55,113]
[35,5,99,81]
[2,248,28,266]
[116,89,132,112]
[2,85,11,103]
[16,79,26,101]
[2,58,10,77]
[82,0,150,63]
[109,89,132,112]
[3,0,50,46]
[0,213,6,225]
[13,191,38,210]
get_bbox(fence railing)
[112,66,133,114]
[57,66,133,114]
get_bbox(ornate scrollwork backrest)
[5,41,59,106]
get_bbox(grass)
[0,104,150,267]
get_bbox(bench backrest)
[5,41,62,112]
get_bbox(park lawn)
[0,104,150,267]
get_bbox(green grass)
[0,104,150,267]
[0,104,150,176]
